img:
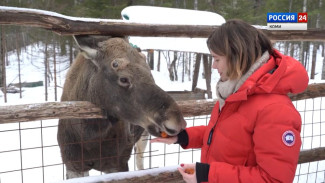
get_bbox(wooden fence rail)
[1,83,324,124]
[62,146,325,183]
[0,6,325,41]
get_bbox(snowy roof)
[121,6,226,53]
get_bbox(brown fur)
[57,36,186,178]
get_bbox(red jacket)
[184,50,309,183]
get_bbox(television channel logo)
[267,12,307,30]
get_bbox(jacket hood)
[227,49,309,102]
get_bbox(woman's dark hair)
[207,19,273,79]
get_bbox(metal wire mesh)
[0,98,324,183]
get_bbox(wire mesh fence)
[0,97,324,183]
[294,97,325,183]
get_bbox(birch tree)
[299,0,308,66]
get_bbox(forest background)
[0,0,324,93]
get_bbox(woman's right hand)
[150,136,178,144]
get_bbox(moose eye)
[112,61,118,68]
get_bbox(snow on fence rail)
[0,6,325,41]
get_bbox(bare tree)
[148,49,154,70]
[15,31,22,98]
[299,0,308,66]
[311,0,322,80]
[44,42,48,101]
[182,52,185,82]
[311,43,317,79]
[169,51,178,81]
[188,52,191,81]
[53,43,57,101]
[1,26,7,103]
[192,53,201,91]
[69,37,74,65]
[194,0,198,10]
[203,54,212,98]
[157,50,161,72]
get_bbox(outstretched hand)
[150,136,178,144]
[178,163,197,183]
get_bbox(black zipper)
[207,122,217,145]
[207,107,223,145]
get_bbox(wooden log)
[0,101,105,123]
[61,166,184,183]
[298,147,325,164]
[288,83,325,101]
[0,83,325,124]
[61,147,325,183]
[105,170,184,183]
[167,91,206,101]
[0,6,324,41]
[10,81,43,87]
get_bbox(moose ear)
[73,35,111,60]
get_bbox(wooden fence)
[0,6,325,183]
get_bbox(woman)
[151,19,309,183]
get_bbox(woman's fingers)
[178,163,197,183]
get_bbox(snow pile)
[122,6,226,53]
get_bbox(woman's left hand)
[178,163,197,183]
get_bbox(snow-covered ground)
[0,5,325,183]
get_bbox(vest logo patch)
[282,130,295,147]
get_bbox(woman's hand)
[150,136,178,144]
[178,163,197,183]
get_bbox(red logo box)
[298,13,308,23]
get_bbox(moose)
[57,35,187,179]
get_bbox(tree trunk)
[289,0,293,12]
[310,43,317,79]
[188,53,191,81]
[1,26,7,103]
[15,31,22,98]
[290,42,294,57]
[167,51,175,81]
[316,0,322,28]
[148,49,154,70]
[53,43,57,101]
[192,53,201,91]
[300,42,305,66]
[284,42,289,55]
[194,0,198,10]
[299,0,308,67]
[157,50,161,72]
[173,51,178,81]
[304,42,310,69]
[44,42,48,101]
[69,37,73,65]
[322,45,325,80]
[203,54,212,98]
[182,52,185,83]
